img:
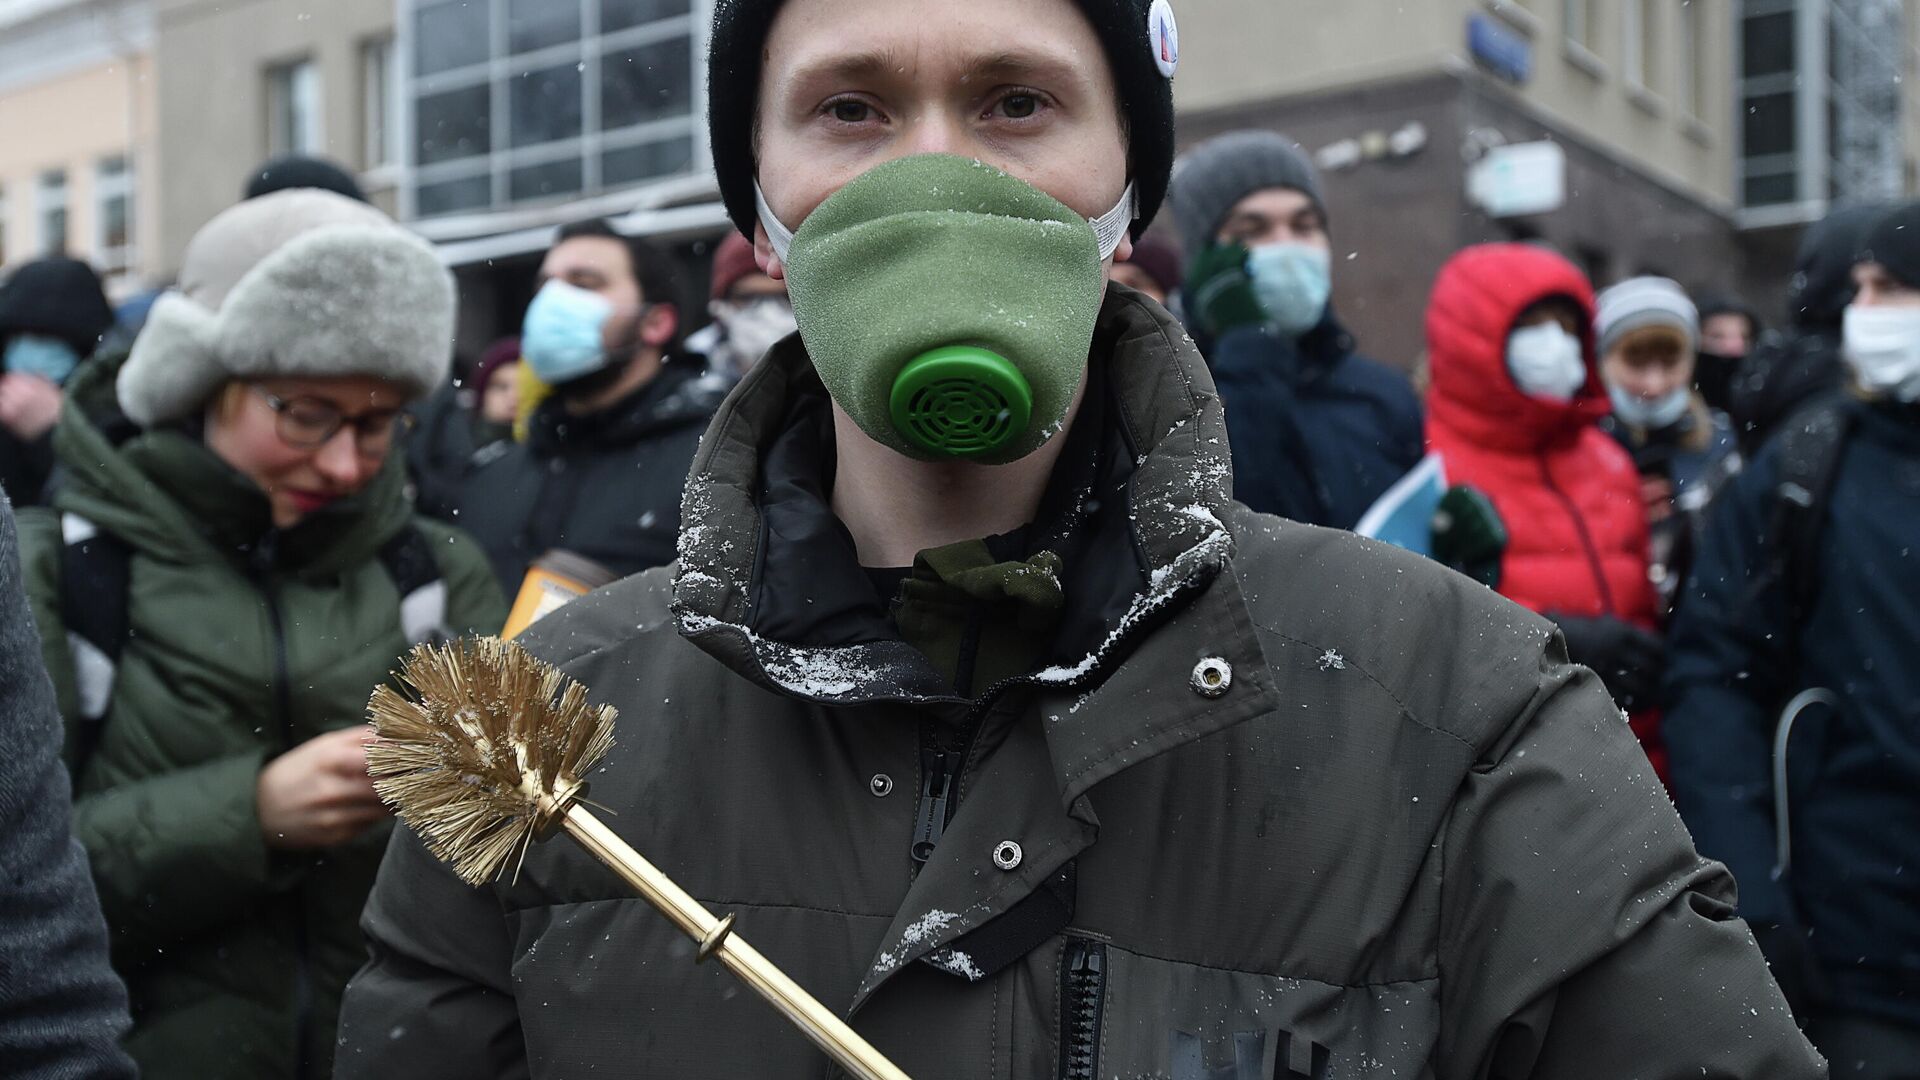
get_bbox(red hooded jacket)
[1425,245,1663,772]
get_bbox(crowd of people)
[0,0,1913,1074]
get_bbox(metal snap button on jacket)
[1190,656,1233,698]
[869,774,893,797]
[992,840,1023,871]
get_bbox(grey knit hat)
[118,189,455,426]
[1169,130,1326,258]
[1594,276,1699,358]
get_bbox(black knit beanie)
[706,0,1177,241]
[1860,201,1920,290]
[0,257,114,358]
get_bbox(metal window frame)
[397,0,711,224]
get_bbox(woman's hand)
[0,373,65,442]
[257,726,390,850]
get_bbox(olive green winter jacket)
[17,354,506,1080]
[336,289,1822,1079]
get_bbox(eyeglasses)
[251,387,415,454]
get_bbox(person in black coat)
[0,491,136,1079]
[447,219,725,595]
[1667,202,1920,1076]
[1167,130,1422,529]
[0,258,115,507]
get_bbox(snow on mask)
[1506,322,1588,402]
[1246,243,1332,338]
[1608,383,1692,429]
[520,279,615,386]
[757,154,1134,463]
[1842,304,1920,402]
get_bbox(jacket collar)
[671,289,1252,709]
[526,361,722,457]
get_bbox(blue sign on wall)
[1468,13,1533,85]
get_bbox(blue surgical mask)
[521,280,616,385]
[1608,383,1693,429]
[1245,243,1332,339]
[4,333,81,385]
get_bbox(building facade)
[0,0,156,296]
[149,0,401,279]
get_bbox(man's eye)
[997,93,1041,120]
[827,100,872,124]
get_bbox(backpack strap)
[379,524,449,646]
[1768,402,1852,628]
[58,513,133,768]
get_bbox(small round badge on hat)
[1149,0,1179,80]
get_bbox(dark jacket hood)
[1789,203,1890,330]
[1426,244,1609,454]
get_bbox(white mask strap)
[755,182,797,265]
[1090,182,1137,262]
[755,177,1136,264]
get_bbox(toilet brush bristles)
[366,637,616,886]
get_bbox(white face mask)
[709,296,798,376]
[1608,383,1693,429]
[1842,304,1920,402]
[1506,322,1588,402]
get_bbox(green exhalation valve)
[889,346,1034,458]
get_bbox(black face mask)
[1693,349,1743,414]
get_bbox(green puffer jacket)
[337,290,1822,1079]
[17,353,507,1080]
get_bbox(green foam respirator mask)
[758,154,1134,463]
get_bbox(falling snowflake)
[1318,649,1347,671]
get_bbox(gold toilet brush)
[366,637,912,1080]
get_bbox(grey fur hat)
[118,189,455,426]
[1169,130,1326,259]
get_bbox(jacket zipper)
[910,747,957,864]
[248,535,313,1074]
[1059,938,1107,1080]
[1537,453,1618,616]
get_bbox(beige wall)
[1174,0,1736,207]
[151,0,394,279]
[0,53,158,287]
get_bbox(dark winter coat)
[1203,307,1423,528]
[336,290,1820,1080]
[452,360,726,594]
[0,493,136,1080]
[15,354,507,1080]
[1667,396,1920,1030]
[405,381,509,522]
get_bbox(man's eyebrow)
[776,46,1091,94]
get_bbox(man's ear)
[753,222,786,281]
[1113,233,1135,265]
[640,303,680,349]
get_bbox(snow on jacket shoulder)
[1425,244,1658,629]
[337,290,1819,1080]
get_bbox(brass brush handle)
[367,638,914,1080]
[548,799,913,1080]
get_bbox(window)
[1738,3,1801,208]
[1563,0,1595,49]
[362,37,401,170]
[266,59,323,156]
[1625,0,1660,92]
[37,170,67,256]
[1680,0,1705,117]
[406,0,705,219]
[95,156,133,270]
